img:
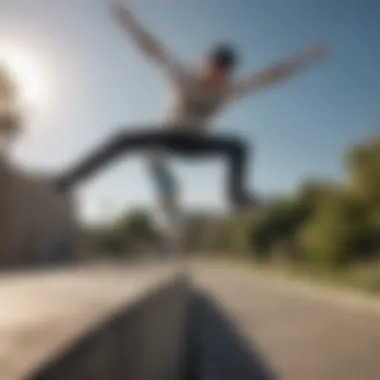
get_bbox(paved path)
[192,263,380,380]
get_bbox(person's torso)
[164,72,232,132]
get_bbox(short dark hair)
[209,43,238,71]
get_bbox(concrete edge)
[5,270,189,380]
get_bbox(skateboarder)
[57,1,327,210]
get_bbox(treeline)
[91,209,160,257]
[184,133,380,289]
[91,133,380,288]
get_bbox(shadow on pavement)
[183,289,277,380]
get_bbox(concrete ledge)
[0,263,190,380]
[183,290,275,380]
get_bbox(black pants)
[57,129,252,205]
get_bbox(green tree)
[300,191,375,268]
[296,179,341,210]
[248,197,313,260]
[113,209,158,252]
[92,209,159,255]
[346,135,380,207]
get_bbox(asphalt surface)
[191,263,380,380]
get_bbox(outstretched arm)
[230,42,328,98]
[108,1,187,80]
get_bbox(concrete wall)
[29,276,190,380]
[0,157,78,267]
[0,264,190,380]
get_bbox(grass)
[223,256,380,296]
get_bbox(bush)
[248,197,313,260]
[346,135,380,207]
[343,264,380,293]
[114,209,158,248]
[91,209,159,256]
[300,191,374,268]
[95,230,126,255]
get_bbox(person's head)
[202,43,239,83]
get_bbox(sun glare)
[0,40,49,110]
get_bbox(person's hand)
[108,0,133,25]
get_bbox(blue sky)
[0,0,379,223]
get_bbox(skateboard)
[149,157,182,254]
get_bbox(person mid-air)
[57,0,328,211]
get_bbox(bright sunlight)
[0,40,49,110]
